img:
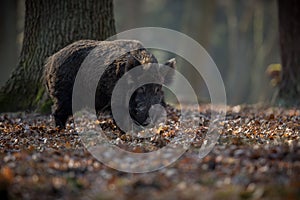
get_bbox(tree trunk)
[0,0,116,113]
[277,0,300,106]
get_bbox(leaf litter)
[0,104,299,199]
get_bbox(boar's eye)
[154,86,161,94]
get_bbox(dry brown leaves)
[0,105,299,199]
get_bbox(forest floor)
[0,105,299,200]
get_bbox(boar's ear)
[161,58,176,85]
[125,54,141,72]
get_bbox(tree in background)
[0,0,116,112]
[277,0,300,106]
[0,0,18,87]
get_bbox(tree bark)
[0,0,116,112]
[277,0,300,106]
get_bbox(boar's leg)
[52,98,72,129]
[53,112,69,129]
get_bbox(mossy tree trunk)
[277,0,300,106]
[0,0,116,113]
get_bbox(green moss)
[35,86,45,104]
[38,98,52,114]
[32,83,53,114]
[0,80,53,113]
[239,190,253,199]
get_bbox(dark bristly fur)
[44,40,175,128]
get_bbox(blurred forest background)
[0,0,280,105]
